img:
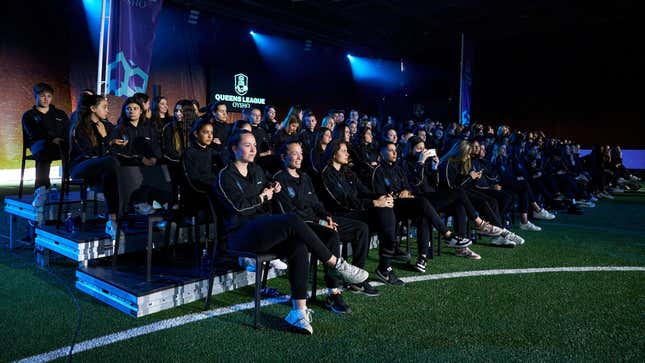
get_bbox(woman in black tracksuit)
[460,142,508,231]
[110,97,170,213]
[320,140,404,286]
[274,141,378,313]
[491,143,552,231]
[69,94,121,239]
[216,130,368,335]
[437,141,512,259]
[306,127,333,178]
[372,141,463,271]
[162,100,196,207]
[525,144,562,208]
[402,137,481,251]
[351,126,380,186]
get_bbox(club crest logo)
[107,51,149,97]
[234,73,249,96]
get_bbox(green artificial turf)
[0,192,643,362]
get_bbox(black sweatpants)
[479,189,514,217]
[338,208,397,271]
[228,214,333,300]
[71,156,120,215]
[530,176,558,203]
[307,222,342,289]
[33,142,65,189]
[426,188,481,236]
[466,189,502,226]
[503,181,534,215]
[334,216,369,269]
[393,197,448,257]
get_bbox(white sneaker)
[239,257,256,272]
[520,221,542,231]
[490,235,516,247]
[284,308,313,335]
[589,195,599,202]
[477,221,504,236]
[501,230,525,246]
[270,259,288,270]
[446,236,473,248]
[32,186,48,208]
[330,257,368,285]
[533,208,555,220]
[134,203,155,215]
[604,193,615,200]
[577,201,596,208]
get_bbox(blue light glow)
[82,0,103,51]
[346,54,401,87]
[250,30,255,35]
[249,31,298,63]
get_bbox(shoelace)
[303,308,314,323]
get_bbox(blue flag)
[106,0,164,97]
[459,34,474,126]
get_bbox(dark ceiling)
[168,0,638,60]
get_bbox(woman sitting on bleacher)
[216,130,368,335]
[69,94,122,239]
[437,141,511,259]
[491,143,554,231]
[403,136,477,248]
[110,97,170,215]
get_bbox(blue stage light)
[347,54,401,88]
[250,30,255,36]
[250,31,298,63]
[82,0,103,50]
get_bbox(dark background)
[0,0,641,171]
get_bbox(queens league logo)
[234,73,249,96]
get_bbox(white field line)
[15,266,645,363]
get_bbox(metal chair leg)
[254,258,262,329]
[112,221,122,268]
[310,256,318,303]
[19,151,27,198]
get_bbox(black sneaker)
[414,256,427,273]
[325,293,352,314]
[375,267,405,286]
[347,281,380,297]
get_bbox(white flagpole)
[96,0,107,94]
[458,32,465,125]
[103,0,112,96]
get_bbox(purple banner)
[107,0,164,97]
[459,33,474,126]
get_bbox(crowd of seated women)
[22,83,637,334]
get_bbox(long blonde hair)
[440,140,472,175]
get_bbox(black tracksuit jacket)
[216,162,273,233]
[273,169,330,223]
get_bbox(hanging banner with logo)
[212,72,268,111]
[106,0,164,97]
[459,33,474,126]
